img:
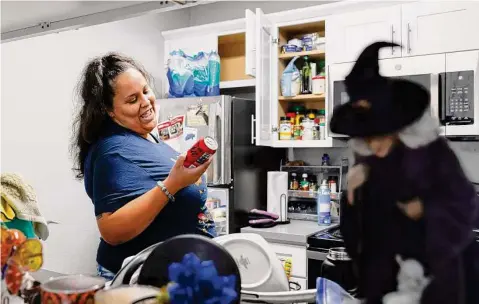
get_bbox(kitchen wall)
[1,10,189,275]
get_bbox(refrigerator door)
[206,187,230,236]
[156,96,232,185]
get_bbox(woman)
[330,42,479,303]
[71,53,216,280]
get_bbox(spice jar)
[279,117,292,140]
[290,173,299,190]
[293,124,303,140]
[307,109,316,120]
[301,118,314,140]
[300,173,309,191]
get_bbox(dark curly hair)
[71,53,152,179]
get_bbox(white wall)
[1,10,189,275]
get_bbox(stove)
[307,225,344,250]
[306,225,345,289]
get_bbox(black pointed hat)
[329,41,430,137]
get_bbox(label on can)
[184,137,217,168]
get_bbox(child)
[330,41,479,304]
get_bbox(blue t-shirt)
[84,120,216,273]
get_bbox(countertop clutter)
[241,220,332,246]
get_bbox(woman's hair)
[71,53,152,179]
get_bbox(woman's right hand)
[163,154,212,194]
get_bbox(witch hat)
[329,41,430,137]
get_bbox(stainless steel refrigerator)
[155,95,285,235]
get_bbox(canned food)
[184,137,218,168]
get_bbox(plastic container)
[301,118,315,140]
[317,180,331,225]
[312,75,326,94]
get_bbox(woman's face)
[365,135,397,158]
[109,68,157,137]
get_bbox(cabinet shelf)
[220,79,255,89]
[279,50,325,60]
[274,139,333,148]
[288,190,340,200]
[278,94,325,101]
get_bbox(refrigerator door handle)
[251,114,256,145]
[220,103,226,185]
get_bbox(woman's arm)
[96,155,211,245]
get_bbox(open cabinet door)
[255,8,275,146]
[245,9,256,77]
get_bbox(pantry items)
[322,153,331,166]
[328,176,338,193]
[312,75,326,94]
[309,175,318,193]
[317,180,332,226]
[290,173,299,190]
[281,56,301,97]
[313,125,321,140]
[288,38,303,50]
[279,117,292,140]
[301,117,315,140]
[301,56,312,94]
[307,109,316,120]
[302,33,324,51]
[300,173,310,191]
[285,160,306,166]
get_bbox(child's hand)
[397,198,424,220]
[347,164,369,204]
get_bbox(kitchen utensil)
[40,275,106,304]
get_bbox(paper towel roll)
[267,171,289,222]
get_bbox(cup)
[41,274,106,304]
[94,285,160,304]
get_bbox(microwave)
[328,50,479,138]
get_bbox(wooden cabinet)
[246,8,346,148]
[326,5,402,64]
[402,2,479,57]
[162,20,254,97]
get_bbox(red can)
[184,136,218,168]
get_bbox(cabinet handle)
[407,23,412,54]
[390,25,395,55]
[251,114,256,145]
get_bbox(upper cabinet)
[246,8,346,148]
[326,6,402,64]
[402,2,479,57]
[162,20,254,97]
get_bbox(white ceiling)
[1,1,150,33]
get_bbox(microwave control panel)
[441,70,474,125]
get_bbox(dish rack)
[280,163,343,222]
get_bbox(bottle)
[290,173,299,190]
[309,175,318,194]
[300,173,309,191]
[207,51,220,96]
[301,56,311,94]
[310,62,317,93]
[321,153,330,166]
[317,180,331,225]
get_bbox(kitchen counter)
[241,220,335,246]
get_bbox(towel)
[0,173,49,240]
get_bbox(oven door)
[328,54,446,137]
[306,248,328,289]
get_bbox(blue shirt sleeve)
[92,153,156,216]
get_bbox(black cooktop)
[307,225,344,250]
